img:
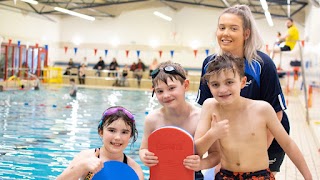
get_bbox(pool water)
[0,86,198,179]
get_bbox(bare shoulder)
[190,103,201,114]
[127,156,144,178]
[146,109,163,121]
[144,108,164,133]
[69,149,95,165]
[202,98,219,109]
[251,100,273,111]
[145,108,162,124]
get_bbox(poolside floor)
[275,90,320,180]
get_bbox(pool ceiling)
[0,0,309,20]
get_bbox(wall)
[303,5,320,85]
[0,7,61,63]
[0,5,307,70]
[57,7,221,68]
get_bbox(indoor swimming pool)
[0,86,198,179]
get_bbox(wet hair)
[152,61,187,88]
[288,18,293,22]
[70,78,75,83]
[202,53,245,82]
[217,4,264,63]
[98,106,138,144]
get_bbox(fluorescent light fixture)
[190,40,200,50]
[260,0,268,11]
[260,0,273,26]
[72,37,82,46]
[21,0,38,5]
[264,11,274,27]
[153,11,172,21]
[111,38,120,47]
[221,0,230,7]
[149,39,159,49]
[287,0,291,17]
[54,7,95,21]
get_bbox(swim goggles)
[151,65,186,80]
[98,107,135,128]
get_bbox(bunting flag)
[18,41,21,47]
[125,50,129,58]
[94,48,98,56]
[45,45,48,50]
[301,40,305,47]
[193,50,198,57]
[205,49,210,56]
[136,50,140,58]
[74,47,78,55]
[266,44,269,52]
[170,50,174,58]
[159,50,163,58]
[64,46,68,54]
[8,39,12,46]
[105,49,108,57]
[35,43,39,48]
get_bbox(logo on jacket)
[245,80,252,87]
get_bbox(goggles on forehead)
[98,107,135,128]
[151,65,186,80]
[151,65,186,97]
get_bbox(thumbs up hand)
[210,113,229,139]
[83,148,104,176]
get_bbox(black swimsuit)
[84,148,128,180]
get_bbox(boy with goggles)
[139,61,223,179]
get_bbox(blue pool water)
[0,86,198,179]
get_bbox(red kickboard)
[148,126,194,180]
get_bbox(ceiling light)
[153,11,172,21]
[287,0,291,17]
[21,0,38,5]
[260,0,268,11]
[54,7,95,21]
[264,11,274,27]
[260,0,273,27]
[221,0,230,7]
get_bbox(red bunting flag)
[64,46,68,54]
[125,50,129,58]
[193,49,198,57]
[266,44,269,52]
[94,48,97,56]
[159,50,163,58]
